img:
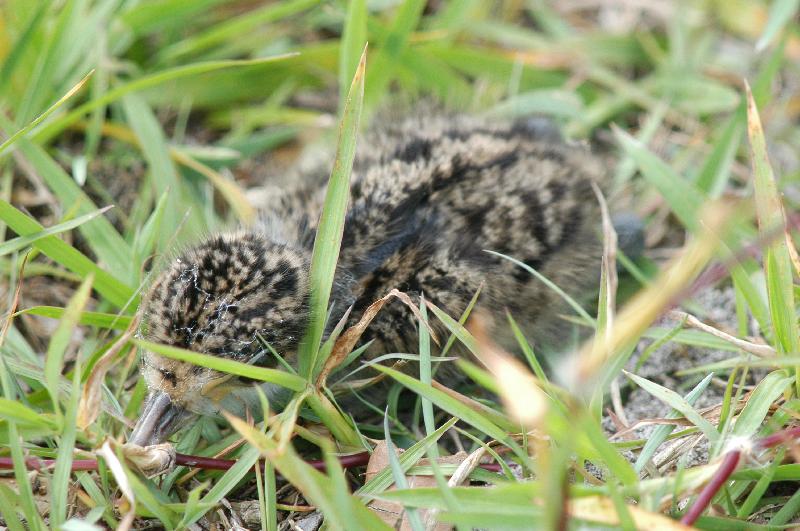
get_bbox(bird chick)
[129,115,604,446]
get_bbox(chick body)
[130,115,603,446]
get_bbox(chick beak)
[128,391,193,447]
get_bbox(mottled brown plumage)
[130,114,604,446]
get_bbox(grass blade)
[424,300,479,355]
[135,339,307,392]
[156,0,319,63]
[730,371,792,441]
[338,0,366,111]
[122,93,197,243]
[358,417,458,496]
[44,274,93,414]
[364,0,426,106]
[15,307,131,330]
[745,81,799,357]
[227,416,392,530]
[0,206,111,257]
[0,199,134,308]
[486,250,595,327]
[0,3,47,98]
[0,483,25,531]
[624,370,719,444]
[373,365,512,443]
[33,56,297,143]
[613,126,705,232]
[694,109,744,198]
[0,397,57,428]
[179,445,261,527]
[50,365,81,527]
[0,70,92,159]
[507,312,548,383]
[634,373,713,472]
[301,45,366,377]
[0,122,134,279]
[418,297,436,440]
[755,0,800,51]
[383,411,425,531]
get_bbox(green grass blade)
[15,306,132,330]
[179,445,261,527]
[135,339,307,392]
[624,370,719,444]
[33,56,297,143]
[4,423,45,531]
[613,126,705,232]
[264,460,277,531]
[156,0,319,63]
[486,250,595,327]
[0,206,111,257]
[357,417,458,496]
[0,483,25,531]
[0,199,134,308]
[440,284,483,357]
[486,89,583,119]
[506,312,548,383]
[0,397,56,428]
[338,0,367,111]
[0,3,47,99]
[755,0,800,52]
[121,93,195,243]
[634,373,713,472]
[383,412,425,531]
[0,70,92,159]
[768,482,800,525]
[228,415,391,530]
[51,364,81,527]
[373,365,512,443]
[730,371,792,441]
[364,0,426,106]
[301,45,366,378]
[128,474,178,529]
[120,0,230,37]
[0,123,134,278]
[321,441,362,530]
[14,0,80,125]
[45,274,93,414]
[132,190,169,277]
[694,109,744,198]
[574,411,638,487]
[372,483,540,512]
[745,82,799,357]
[737,448,783,518]
[418,298,436,440]
[424,300,479,355]
[304,391,363,448]
[269,446,393,529]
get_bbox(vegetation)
[1,0,800,529]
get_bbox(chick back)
[331,115,604,357]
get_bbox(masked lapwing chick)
[129,114,605,446]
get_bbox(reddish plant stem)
[758,426,800,449]
[680,424,800,525]
[0,450,504,474]
[680,449,741,526]
[0,457,100,471]
[172,451,375,471]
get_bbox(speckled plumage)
[131,114,604,446]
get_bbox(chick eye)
[159,368,177,386]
